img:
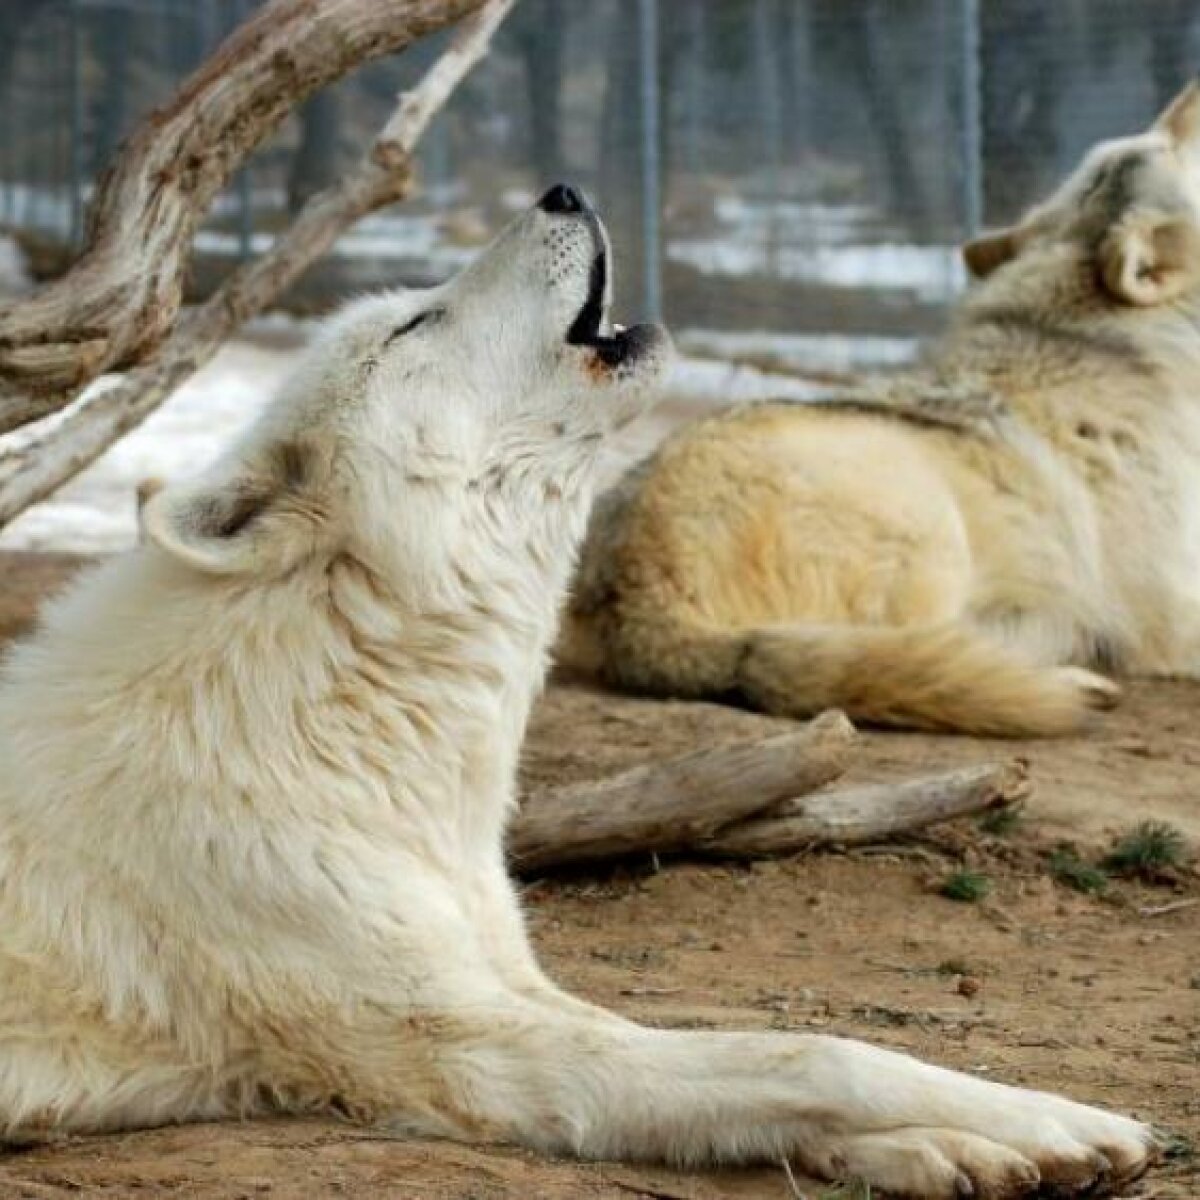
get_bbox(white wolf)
[0,188,1155,1198]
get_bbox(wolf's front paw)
[816,1102,1155,1198]
[1016,1095,1158,1192]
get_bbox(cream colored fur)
[0,198,1154,1198]
[567,84,1200,737]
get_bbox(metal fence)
[2,0,1198,371]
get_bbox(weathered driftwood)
[0,0,514,528]
[509,710,856,872]
[703,760,1031,858]
[0,0,491,427]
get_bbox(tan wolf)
[565,84,1200,737]
[0,189,1156,1197]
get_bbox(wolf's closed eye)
[384,308,446,347]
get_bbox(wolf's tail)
[563,608,1115,737]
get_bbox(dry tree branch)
[0,0,515,528]
[510,712,856,873]
[0,0,494,427]
[702,760,1031,858]
[510,750,1030,874]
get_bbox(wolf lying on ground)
[0,188,1155,1197]
[565,83,1200,737]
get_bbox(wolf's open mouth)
[566,248,641,367]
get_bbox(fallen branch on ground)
[0,0,514,527]
[509,710,855,872]
[702,761,1031,858]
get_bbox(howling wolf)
[0,187,1154,1198]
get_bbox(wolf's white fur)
[0,201,1154,1197]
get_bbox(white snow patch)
[1,339,291,554]
[0,235,32,298]
[664,356,826,406]
[669,237,966,302]
[677,328,919,374]
[194,211,478,276]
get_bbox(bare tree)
[0,0,515,529]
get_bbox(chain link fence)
[2,0,1198,371]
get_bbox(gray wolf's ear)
[962,227,1023,278]
[1099,210,1200,306]
[141,440,329,575]
[1153,80,1200,163]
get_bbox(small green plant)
[939,870,991,903]
[1049,847,1109,895]
[1156,1126,1195,1164]
[977,803,1024,836]
[936,957,973,977]
[1103,821,1188,880]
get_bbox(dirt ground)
[0,554,1196,1199]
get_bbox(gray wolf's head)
[141,187,673,584]
[963,81,1200,308]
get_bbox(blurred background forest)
[2,0,1197,373]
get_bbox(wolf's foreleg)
[401,1009,1155,1199]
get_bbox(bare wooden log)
[702,760,1031,858]
[0,0,491,430]
[509,710,856,872]
[0,0,515,528]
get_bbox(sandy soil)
[0,554,1196,1199]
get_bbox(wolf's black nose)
[539,183,585,215]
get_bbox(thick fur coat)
[0,193,1154,1198]
[566,85,1200,736]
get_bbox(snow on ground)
[669,193,968,302]
[0,319,843,555]
[0,235,32,298]
[669,237,965,302]
[677,328,918,373]
[1,336,291,554]
[194,211,481,276]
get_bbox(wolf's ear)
[1099,210,1200,306]
[1153,80,1200,164]
[141,440,329,576]
[962,227,1023,278]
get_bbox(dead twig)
[702,761,1031,858]
[1138,898,1199,918]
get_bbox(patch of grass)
[1049,847,1109,895]
[939,870,991,903]
[1103,821,1189,880]
[977,803,1024,836]
[935,957,974,977]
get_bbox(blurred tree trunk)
[980,0,1061,224]
[599,0,646,301]
[288,92,344,214]
[1149,0,1197,108]
[92,3,134,174]
[515,0,565,185]
[833,0,931,240]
